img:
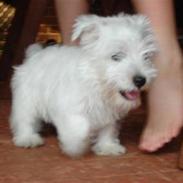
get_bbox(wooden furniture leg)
[0,0,48,81]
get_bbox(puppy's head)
[72,14,157,104]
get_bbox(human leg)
[132,0,183,152]
[54,0,89,45]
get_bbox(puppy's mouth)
[120,90,140,101]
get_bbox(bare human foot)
[139,46,183,152]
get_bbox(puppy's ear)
[131,15,152,33]
[71,15,100,45]
[131,15,157,52]
[118,13,151,32]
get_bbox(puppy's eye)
[111,52,125,62]
[143,52,153,61]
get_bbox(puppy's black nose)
[133,75,146,88]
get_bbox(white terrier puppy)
[10,14,157,157]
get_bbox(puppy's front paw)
[92,142,126,156]
[13,134,44,148]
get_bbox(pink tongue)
[124,90,140,100]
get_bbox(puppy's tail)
[25,43,43,59]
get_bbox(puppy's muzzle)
[133,75,146,89]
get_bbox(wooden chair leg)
[12,0,48,66]
[0,0,30,81]
[178,136,183,169]
[0,0,48,80]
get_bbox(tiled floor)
[1,98,183,183]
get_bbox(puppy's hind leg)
[55,115,90,157]
[10,97,44,148]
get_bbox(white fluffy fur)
[10,14,157,157]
